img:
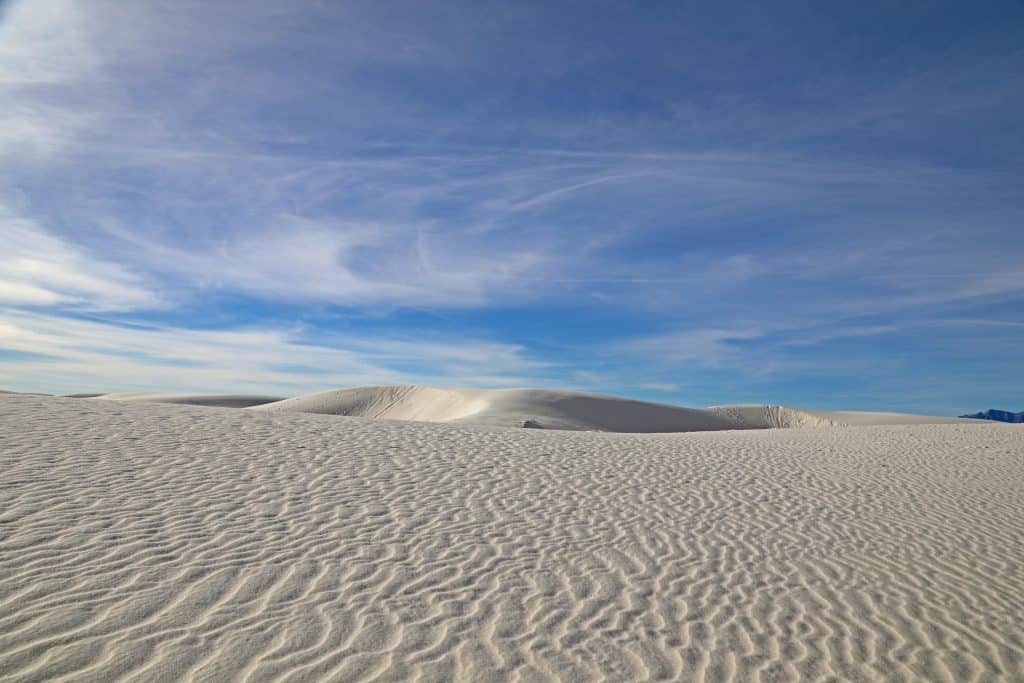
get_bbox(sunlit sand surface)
[1,393,1021,681]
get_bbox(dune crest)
[252,385,966,432]
[93,392,282,408]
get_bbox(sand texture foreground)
[1,395,1022,682]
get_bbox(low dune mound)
[93,392,282,408]
[253,386,736,432]
[827,410,970,426]
[706,404,847,429]
[253,386,967,432]
[700,405,964,429]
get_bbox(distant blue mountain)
[959,409,1024,423]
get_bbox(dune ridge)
[0,393,1021,681]
[253,385,966,432]
[93,392,283,408]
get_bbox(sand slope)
[93,392,283,408]
[706,404,968,428]
[253,386,738,432]
[254,385,966,432]
[1,393,1021,681]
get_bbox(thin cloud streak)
[0,209,157,309]
[0,310,550,396]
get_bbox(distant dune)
[92,392,283,408]
[252,385,968,432]
[960,409,1024,423]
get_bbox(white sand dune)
[0,393,1020,681]
[253,385,738,431]
[254,385,967,432]
[93,392,283,408]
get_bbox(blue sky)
[1,0,1022,414]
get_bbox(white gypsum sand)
[252,385,968,432]
[1,393,1021,681]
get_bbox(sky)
[1,0,1022,414]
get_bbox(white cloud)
[0,309,548,395]
[0,209,157,309]
[0,0,100,86]
[623,327,765,366]
[633,382,680,392]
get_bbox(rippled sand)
[1,394,1022,681]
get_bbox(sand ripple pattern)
[1,395,1022,682]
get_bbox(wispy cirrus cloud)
[0,209,156,309]
[0,309,551,395]
[0,0,1021,411]
[3,0,1020,313]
